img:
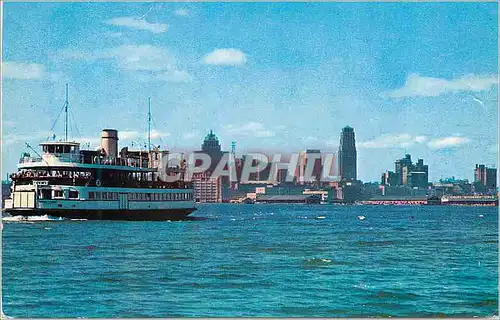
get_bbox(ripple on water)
[2,204,498,317]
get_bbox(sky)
[2,2,498,182]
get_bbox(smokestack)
[101,129,119,159]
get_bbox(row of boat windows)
[88,192,193,201]
[38,189,79,199]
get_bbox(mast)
[147,97,151,152]
[65,83,69,141]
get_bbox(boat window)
[48,145,55,153]
[41,189,52,199]
[56,145,63,153]
[54,190,64,198]
[89,192,95,200]
[69,190,79,199]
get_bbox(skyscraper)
[201,130,222,155]
[394,155,428,188]
[196,130,225,174]
[338,126,357,181]
[395,154,412,185]
[475,164,497,190]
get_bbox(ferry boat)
[4,129,196,220]
[3,89,196,220]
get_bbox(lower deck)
[5,207,196,221]
[6,185,196,220]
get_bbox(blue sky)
[2,2,498,182]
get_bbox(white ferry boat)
[4,129,196,220]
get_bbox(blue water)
[2,204,498,317]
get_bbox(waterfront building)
[297,149,323,185]
[302,188,330,203]
[336,179,362,202]
[193,173,222,203]
[338,126,357,181]
[395,154,412,185]
[381,171,398,186]
[255,194,321,204]
[474,164,497,191]
[393,155,428,188]
[361,182,383,200]
[409,159,429,188]
[380,185,427,197]
[276,168,288,184]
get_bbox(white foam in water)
[357,215,366,221]
[2,215,65,222]
[315,216,326,220]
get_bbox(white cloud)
[105,17,168,34]
[224,122,275,138]
[427,136,471,149]
[174,9,189,17]
[149,130,170,140]
[359,133,428,149]
[2,62,46,80]
[119,130,140,140]
[156,70,192,83]
[203,48,247,66]
[105,45,176,71]
[414,136,428,143]
[384,73,498,98]
[62,44,191,81]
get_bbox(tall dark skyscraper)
[196,130,225,174]
[201,130,222,155]
[338,126,357,181]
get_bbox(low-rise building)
[193,173,222,203]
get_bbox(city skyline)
[2,2,498,182]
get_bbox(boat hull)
[4,208,197,221]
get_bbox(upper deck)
[19,141,157,172]
[13,129,190,189]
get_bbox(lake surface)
[2,204,498,317]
